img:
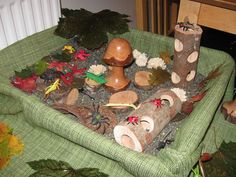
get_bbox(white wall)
[60,0,136,28]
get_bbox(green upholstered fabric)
[0,27,235,177]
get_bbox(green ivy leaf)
[15,66,34,79]
[54,8,130,49]
[33,60,49,76]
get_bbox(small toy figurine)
[126,116,139,125]
[44,79,61,98]
[62,45,75,54]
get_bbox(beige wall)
[60,0,136,28]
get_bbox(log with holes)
[171,23,203,88]
[113,89,182,152]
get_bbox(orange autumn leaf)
[0,157,10,170]
[8,135,24,156]
[159,51,171,64]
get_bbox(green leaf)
[27,159,72,171]
[33,60,49,76]
[0,138,10,158]
[203,141,236,177]
[148,68,170,86]
[76,168,109,177]
[86,72,107,84]
[54,8,130,49]
[27,159,109,177]
[15,66,34,79]
[52,52,72,62]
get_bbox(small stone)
[65,88,79,106]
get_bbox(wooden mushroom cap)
[103,38,133,66]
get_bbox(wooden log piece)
[171,24,203,88]
[134,71,152,90]
[221,99,236,124]
[113,89,182,152]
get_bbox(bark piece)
[65,88,79,106]
[108,90,138,110]
[113,89,182,152]
[171,24,203,88]
[221,99,236,124]
[134,71,152,90]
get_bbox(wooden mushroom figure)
[103,38,133,92]
[171,22,203,88]
[113,89,182,152]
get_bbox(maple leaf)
[74,50,90,61]
[0,122,23,170]
[55,8,130,49]
[61,72,74,86]
[199,64,222,88]
[48,61,70,72]
[203,141,236,177]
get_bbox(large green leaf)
[54,8,130,49]
[203,141,236,177]
[27,159,109,177]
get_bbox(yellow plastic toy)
[62,45,75,54]
[44,79,60,98]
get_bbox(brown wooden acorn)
[103,38,133,92]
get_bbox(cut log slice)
[108,90,139,110]
[134,71,152,90]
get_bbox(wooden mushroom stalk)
[103,38,133,92]
[171,22,203,88]
[113,89,182,152]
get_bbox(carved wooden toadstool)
[103,38,133,92]
[171,22,203,88]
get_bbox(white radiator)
[0,0,61,50]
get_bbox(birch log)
[171,24,203,88]
[113,89,182,152]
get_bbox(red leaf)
[48,61,70,72]
[74,50,90,61]
[12,75,37,93]
[198,64,222,88]
[71,66,87,76]
[61,72,74,85]
[200,153,212,162]
[189,90,207,103]
[181,101,194,115]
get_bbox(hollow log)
[113,89,182,152]
[171,24,203,88]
